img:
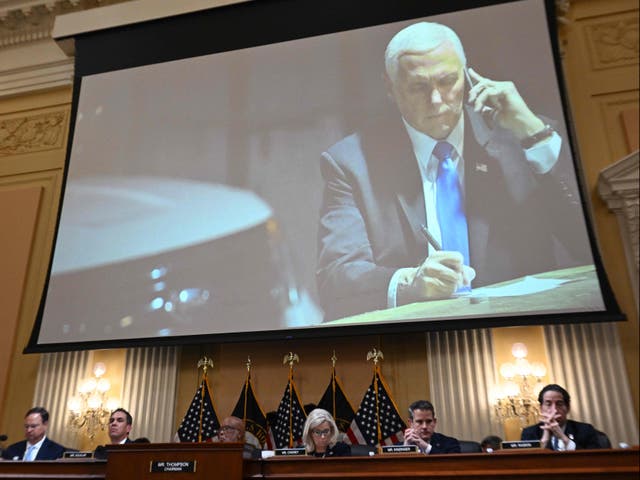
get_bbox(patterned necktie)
[433,141,470,266]
[23,444,36,461]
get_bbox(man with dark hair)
[403,400,460,454]
[521,384,602,450]
[1,407,66,460]
[94,408,134,460]
[480,435,502,452]
[108,408,133,445]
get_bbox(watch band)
[521,124,554,149]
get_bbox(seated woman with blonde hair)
[302,408,351,457]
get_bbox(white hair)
[384,22,467,82]
[302,408,339,453]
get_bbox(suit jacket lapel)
[379,116,426,261]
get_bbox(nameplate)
[501,440,541,449]
[150,461,196,473]
[63,451,94,459]
[381,445,419,454]
[274,448,306,456]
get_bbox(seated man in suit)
[1,407,66,460]
[215,416,245,443]
[213,416,261,459]
[403,400,460,454]
[521,384,602,450]
[108,408,133,445]
[316,21,589,320]
[94,408,134,460]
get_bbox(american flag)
[345,370,406,446]
[176,377,220,442]
[270,380,307,448]
[317,370,355,432]
[231,374,268,447]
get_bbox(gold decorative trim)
[0,0,129,48]
[585,16,639,69]
[0,109,68,156]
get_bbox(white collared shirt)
[554,425,576,451]
[23,436,46,461]
[386,115,561,308]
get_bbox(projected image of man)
[316,21,588,320]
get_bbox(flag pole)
[243,356,251,424]
[331,350,338,419]
[196,356,214,443]
[283,352,299,448]
[366,347,384,451]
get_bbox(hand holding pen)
[396,225,475,304]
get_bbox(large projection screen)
[28,0,623,351]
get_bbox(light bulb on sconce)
[493,342,547,426]
[67,363,120,440]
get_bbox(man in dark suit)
[316,21,588,320]
[94,408,134,460]
[1,407,66,460]
[521,384,603,450]
[107,408,133,445]
[403,400,460,454]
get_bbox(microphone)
[0,434,8,441]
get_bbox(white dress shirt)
[387,116,561,307]
[23,436,46,461]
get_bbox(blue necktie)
[23,445,36,461]
[434,141,470,267]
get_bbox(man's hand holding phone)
[466,67,545,140]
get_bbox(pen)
[420,224,441,251]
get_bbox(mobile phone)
[465,67,496,126]
[464,67,496,145]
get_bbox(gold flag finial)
[283,352,300,367]
[366,348,384,365]
[246,356,252,373]
[331,350,337,368]
[197,356,214,376]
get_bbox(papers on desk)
[470,276,579,298]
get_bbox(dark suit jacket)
[316,107,588,320]
[1,437,66,460]
[521,419,602,450]
[429,432,461,454]
[93,437,133,460]
[308,441,351,457]
[400,432,461,454]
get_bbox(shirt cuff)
[387,268,416,308]
[524,131,561,174]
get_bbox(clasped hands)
[397,251,476,304]
[403,428,429,452]
[538,409,569,448]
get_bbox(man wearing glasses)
[1,407,66,460]
[216,416,245,443]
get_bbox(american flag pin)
[475,163,488,173]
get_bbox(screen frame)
[25,0,624,353]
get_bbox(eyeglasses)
[219,426,239,432]
[311,429,331,437]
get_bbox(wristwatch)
[521,124,554,149]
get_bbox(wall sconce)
[493,342,547,426]
[67,362,120,439]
